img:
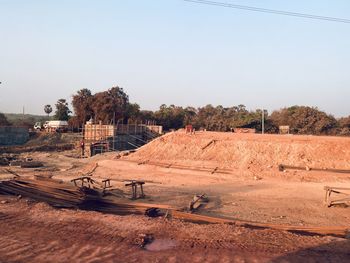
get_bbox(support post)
[262,109,265,135]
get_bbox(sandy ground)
[1,132,350,262]
[1,197,349,263]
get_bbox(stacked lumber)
[0,178,172,215]
[0,178,84,208]
[82,197,171,216]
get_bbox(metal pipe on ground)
[279,164,350,174]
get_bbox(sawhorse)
[324,186,350,207]
[125,180,145,199]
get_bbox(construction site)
[0,128,350,262]
[1,1,350,262]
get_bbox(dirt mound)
[125,131,350,171]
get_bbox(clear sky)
[0,0,349,117]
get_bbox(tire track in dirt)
[0,208,128,262]
[1,199,349,262]
[0,204,274,262]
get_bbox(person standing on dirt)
[80,140,85,157]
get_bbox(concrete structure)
[0,127,29,146]
[83,122,162,156]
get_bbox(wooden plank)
[171,211,349,238]
[201,140,216,150]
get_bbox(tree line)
[68,87,349,136]
[1,86,349,136]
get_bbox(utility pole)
[112,111,116,151]
[261,109,265,135]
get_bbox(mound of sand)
[125,131,350,171]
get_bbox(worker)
[80,140,85,157]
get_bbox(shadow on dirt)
[270,239,350,263]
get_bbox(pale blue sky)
[0,0,349,117]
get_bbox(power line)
[183,0,350,24]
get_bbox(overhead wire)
[183,0,350,24]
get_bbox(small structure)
[279,126,290,134]
[185,125,195,134]
[82,121,162,156]
[233,128,256,133]
[83,122,114,156]
[146,125,162,135]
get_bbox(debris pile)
[0,154,18,166]
[0,154,43,168]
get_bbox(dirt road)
[1,197,349,263]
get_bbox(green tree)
[154,104,186,130]
[72,89,94,125]
[190,104,275,132]
[139,110,156,124]
[270,106,337,135]
[54,99,71,121]
[183,106,197,125]
[91,87,129,124]
[125,103,141,121]
[0,113,11,126]
[193,104,216,130]
[338,116,350,128]
[44,104,52,118]
[338,116,350,135]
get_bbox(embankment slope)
[125,131,350,172]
